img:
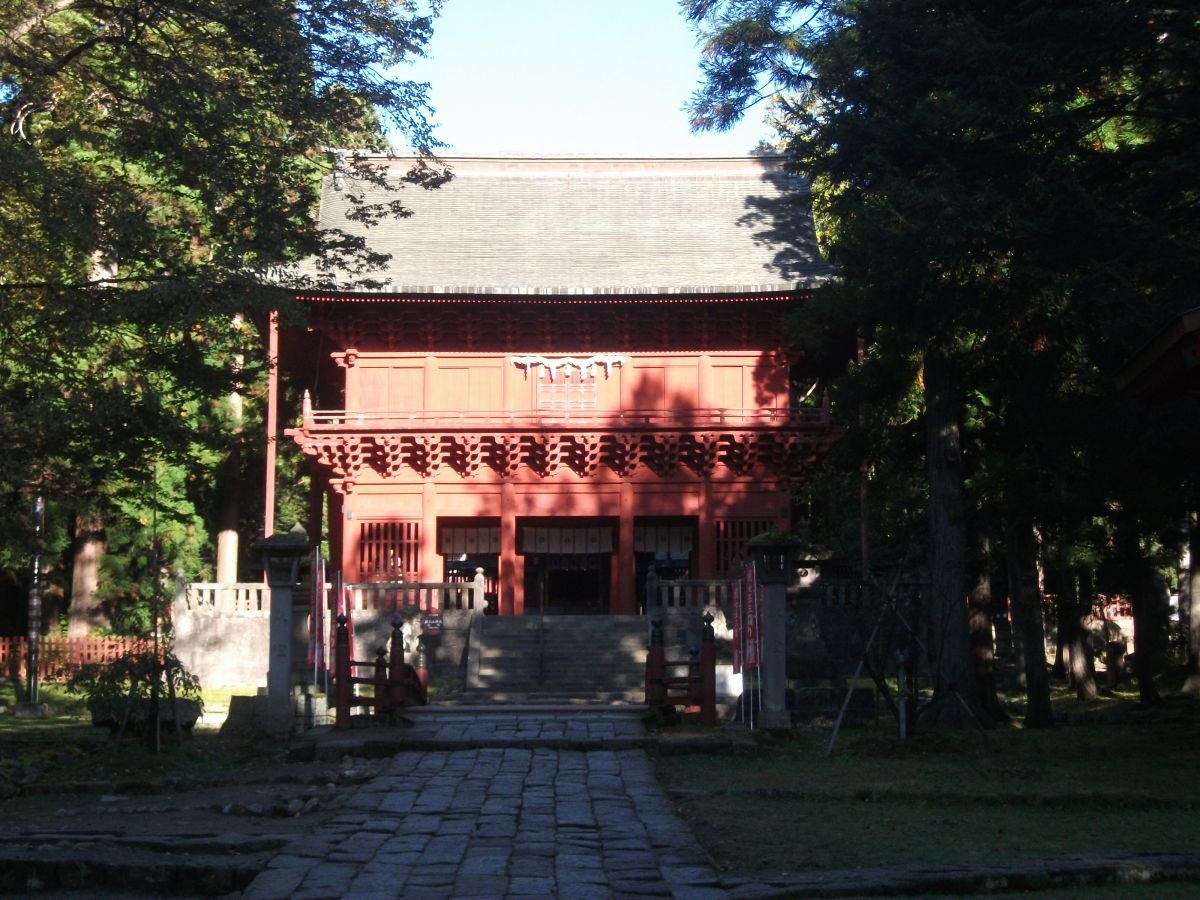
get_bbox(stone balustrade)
[346,569,488,613]
[183,582,269,613]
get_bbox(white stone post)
[472,567,488,612]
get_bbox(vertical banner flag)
[307,549,323,671]
[744,560,761,672]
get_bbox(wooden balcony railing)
[300,398,830,433]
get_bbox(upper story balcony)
[298,392,831,434]
[289,391,836,486]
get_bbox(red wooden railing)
[304,405,831,429]
[333,614,427,729]
[0,636,154,681]
[644,613,716,726]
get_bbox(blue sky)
[401,0,773,156]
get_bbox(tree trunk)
[921,346,985,727]
[1183,511,1200,696]
[1065,569,1098,701]
[1051,609,1067,679]
[1132,565,1166,707]
[967,528,1007,721]
[1010,592,1027,690]
[1005,514,1054,728]
[214,449,241,584]
[1080,569,1099,685]
[67,509,107,637]
[214,382,244,584]
[1115,522,1164,707]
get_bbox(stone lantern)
[746,532,799,729]
[254,523,308,736]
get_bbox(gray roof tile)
[307,156,833,294]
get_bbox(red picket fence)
[0,636,153,682]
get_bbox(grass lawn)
[657,694,1200,876]
[0,680,277,791]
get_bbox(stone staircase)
[466,614,648,703]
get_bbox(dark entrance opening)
[525,554,609,614]
[633,516,697,614]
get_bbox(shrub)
[67,649,203,729]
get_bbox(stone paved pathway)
[245,709,727,899]
[394,705,651,748]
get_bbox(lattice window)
[714,518,775,577]
[520,526,614,554]
[633,525,694,555]
[439,526,501,556]
[358,520,420,582]
[537,368,597,412]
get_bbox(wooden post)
[700,611,716,726]
[645,618,665,706]
[687,647,701,707]
[334,614,351,730]
[373,648,388,718]
[414,636,429,698]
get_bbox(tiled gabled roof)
[306,156,833,295]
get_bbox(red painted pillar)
[698,480,715,578]
[421,482,437,582]
[514,554,526,616]
[307,468,325,550]
[615,481,635,614]
[501,482,517,616]
[328,490,344,580]
[341,498,358,585]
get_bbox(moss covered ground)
[657,693,1200,877]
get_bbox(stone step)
[474,680,645,692]
[471,613,652,695]
[477,671,645,683]
[478,646,647,660]
[451,694,646,707]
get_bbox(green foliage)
[687,0,1200,552]
[0,1,447,620]
[66,650,203,725]
[687,1,1200,712]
